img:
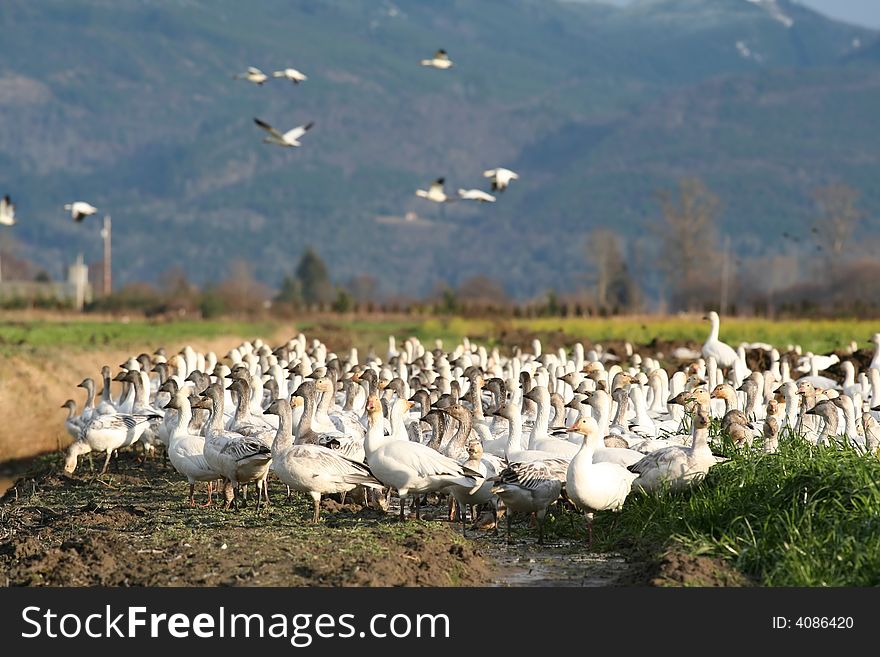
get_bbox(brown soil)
[0,454,490,587]
[645,548,755,587]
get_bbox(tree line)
[1,177,875,318]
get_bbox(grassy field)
[1,313,875,356]
[591,431,880,586]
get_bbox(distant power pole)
[100,215,112,296]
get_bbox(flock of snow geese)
[58,312,880,544]
[1,47,513,240]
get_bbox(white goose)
[64,201,97,222]
[628,408,717,493]
[63,410,160,474]
[490,459,564,545]
[363,394,481,520]
[0,194,15,225]
[566,416,638,545]
[253,117,314,147]
[264,398,382,523]
[272,67,308,84]
[457,188,496,203]
[701,311,739,370]
[234,66,268,85]
[193,384,273,510]
[415,178,453,203]
[420,49,453,69]
[482,167,518,192]
[163,391,222,507]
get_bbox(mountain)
[0,0,877,299]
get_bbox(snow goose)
[701,311,739,370]
[253,117,314,147]
[420,49,453,69]
[870,334,880,371]
[415,177,453,203]
[60,400,83,440]
[628,408,717,493]
[565,416,638,545]
[482,167,518,192]
[862,412,879,456]
[0,194,15,225]
[234,66,268,85]
[805,399,840,446]
[763,414,780,454]
[272,67,308,84]
[264,398,382,522]
[447,440,500,535]
[490,459,564,545]
[64,201,97,222]
[63,410,161,474]
[363,394,481,520]
[457,188,496,203]
[192,384,272,510]
[163,391,222,506]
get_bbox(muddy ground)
[0,452,747,587]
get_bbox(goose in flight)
[64,201,98,222]
[0,194,15,225]
[253,118,314,147]
[420,49,453,69]
[415,178,454,203]
[482,168,519,192]
[234,66,268,85]
[273,67,308,84]
[457,188,496,203]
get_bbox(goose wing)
[253,117,285,140]
[220,436,271,462]
[283,121,314,142]
[295,445,383,487]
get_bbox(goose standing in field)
[363,394,481,520]
[628,408,717,493]
[457,188,496,203]
[0,194,16,225]
[482,168,518,192]
[446,440,499,535]
[234,66,268,85]
[264,398,382,522]
[420,49,453,69]
[862,412,879,456]
[272,67,308,84]
[490,459,564,545]
[193,384,273,511]
[415,178,453,203]
[253,117,314,147]
[63,410,161,474]
[163,391,222,507]
[64,201,97,222]
[565,417,638,546]
[701,311,739,371]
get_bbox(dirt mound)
[647,548,754,587]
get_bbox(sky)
[594,0,880,29]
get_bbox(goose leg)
[100,450,113,475]
[188,483,196,507]
[492,503,499,536]
[537,510,547,545]
[399,494,406,521]
[414,494,421,520]
[339,490,347,507]
[461,501,467,537]
[200,481,213,508]
[506,511,512,545]
[312,495,321,523]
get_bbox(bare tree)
[811,183,863,269]
[653,177,720,309]
[585,228,640,312]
